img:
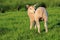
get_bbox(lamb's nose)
[34,11,35,13]
[34,10,35,13]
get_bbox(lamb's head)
[26,5,35,13]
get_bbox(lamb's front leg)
[35,24,37,29]
[30,19,34,30]
[34,21,37,29]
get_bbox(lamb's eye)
[30,8,32,10]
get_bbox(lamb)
[26,4,48,33]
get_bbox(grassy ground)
[0,7,60,40]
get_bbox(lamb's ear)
[34,4,36,7]
[26,5,30,8]
[34,3,38,7]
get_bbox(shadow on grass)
[56,22,60,26]
[0,27,12,36]
[56,20,60,26]
[42,21,60,32]
[49,23,60,30]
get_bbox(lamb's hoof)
[46,30,48,33]
[38,31,41,34]
[35,28,36,30]
[30,28,32,30]
[30,27,32,30]
[30,29,31,30]
[35,26,36,29]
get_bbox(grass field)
[0,7,60,40]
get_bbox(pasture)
[0,7,60,40]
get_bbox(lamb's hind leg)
[44,19,48,33]
[35,19,40,33]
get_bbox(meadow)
[0,7,60,40]
[0,0,60,11]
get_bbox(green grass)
[0,7,60,40]
[1,0,60,11]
